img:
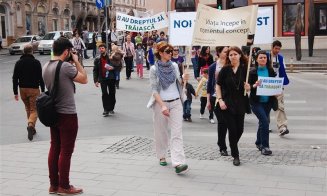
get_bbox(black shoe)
[261,147,272,155]
[27,126,34,141]
[256,144,262,151]
[233,157,240,166]
[115,80,120,89]
[109,111,115,115]
[220,150,228,156]
[187,117,192,122]
[102,110,109,117]
[279,129,289,136]
[269,129,272,133]
[32,128,36,135]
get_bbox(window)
[26,14,31,35]
[53,19,58,31]
[17,5,23,27]
[282,0,305,36]
[315,3,327,35]
[175,0,196,12]
[64,18,70,31]
[53,8,59,16]
[0,5,5,14]
[38,16,46,36]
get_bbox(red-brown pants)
[48,113,78,189]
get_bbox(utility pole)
[105,0,108,50]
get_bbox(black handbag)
[36,61,63,127]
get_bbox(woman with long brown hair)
[197,46,214,79]
[216,46,251,166]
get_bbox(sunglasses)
[164,49,173,54]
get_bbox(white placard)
[254,7,273,44]
[192,4,258,46]
[256,77,284,96]
[169,12,197,46]
[116,12,168,32]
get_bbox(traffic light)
[217,0,222,10]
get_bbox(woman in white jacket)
[147,41,189,174]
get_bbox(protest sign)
[116,12,168,32]
[192,4,258,46]
[169,12,196,46]
[256,77,284,96]
[254,6,273,44]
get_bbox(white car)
[38,31,73,55]
[9,35,42,55]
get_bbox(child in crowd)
[147,40,155,66]
[135,43,145,79]
[110,43,124,89]
[171,46,185,78]
[195,68,208,119]
[183,81,196,122]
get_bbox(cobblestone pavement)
[102,136,327,167]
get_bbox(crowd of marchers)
[11,26,290,194]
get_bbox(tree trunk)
[294,3,302,61]
[308,0,315,57]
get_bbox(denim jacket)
[147,61,184,108]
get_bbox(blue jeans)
[251,102,271,148]
[191,58,199,79]
[114,71,120,81]
[183,100,192,119]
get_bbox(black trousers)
[211,97,228,152]
[200,97,207,115]
[124,57,134,78]
[221,110,244,158]
[100,79,116,112]
[208,97,214,119]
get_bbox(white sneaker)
[210,119,215,124]
[200,114,204,119]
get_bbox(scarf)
[157,60,176,90]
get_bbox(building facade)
[170,0,327,49]
[0,0,146,46]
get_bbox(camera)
[65,49,77,62]
[273,62,280,69]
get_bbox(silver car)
[38,31,73,55]
[9,35,42,55]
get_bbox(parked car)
[38,31,73,55]
[9,35,42,55]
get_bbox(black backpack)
[36,61,63,127]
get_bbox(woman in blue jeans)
[248,50,277,155]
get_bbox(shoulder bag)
[36,61,63,127]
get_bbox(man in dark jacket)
[12,44,45,141]
[93,43,116,116]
